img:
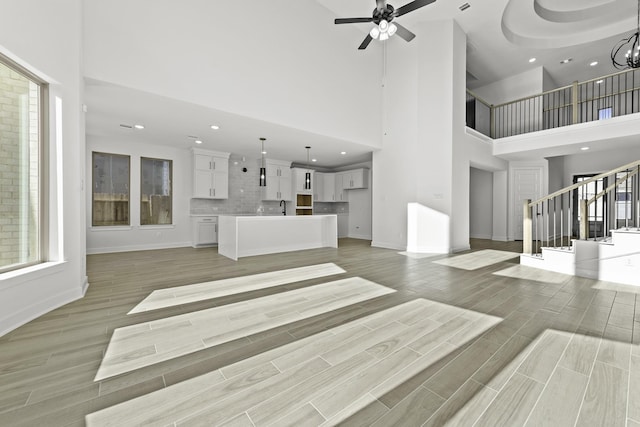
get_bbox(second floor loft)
[467,67,640,140]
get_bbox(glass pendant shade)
[259,138,267,187]
[304,146,312,190]
[259,167,266,186]
[305,172,311,190]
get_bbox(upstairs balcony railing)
[466,68,640,139]
[522,160,640,256]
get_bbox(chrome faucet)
[280,200,287,215]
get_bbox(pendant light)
[304,146,312,190]
[259,138,267,187]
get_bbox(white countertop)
[219,214,337,219]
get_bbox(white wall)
[372,20,508,253]
[473,66,545,106]
[83,0,382,149]
[86,137,192,254]
[373,20,456,251]
[547,156,566,192]
[0,1,85,335]
[493,171,509,241]
[561,147,640,187]
[470,168,493,239]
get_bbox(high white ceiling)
[84,0,639,166]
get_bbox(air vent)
[119,124,133,129]
[187,135,199,139]
[459,3,470,11]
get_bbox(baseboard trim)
[452,245,471,253]
[406,245,449,254]
[492,235,509,242]
[0,285,85,337]
[371,240,406,251]
[87,241,192,255]
[347,233,372,240]
[470,234,492,240]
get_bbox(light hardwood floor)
[0,238,638,426]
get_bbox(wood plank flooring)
[0,238,638,426]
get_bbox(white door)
[513,167,543,240]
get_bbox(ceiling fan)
[335,0,436,50]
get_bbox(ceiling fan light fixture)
[379,31,390,41]
[379,19,389,32]
[370,26,380,39]
[388,23,397,36]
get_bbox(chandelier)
[370,19,397,41]
[611,0,640,69]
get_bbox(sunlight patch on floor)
[95,277,394,381]
[591,279,640,294]
[492,264,571,284]
[433,249,518,270]
[398,252,441,259]
[87,299,502,426]
[128,263,346,314]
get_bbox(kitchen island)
[218,215,338,261]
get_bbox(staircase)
[520,160,640,286]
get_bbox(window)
[598,107,612,120]
[92,152,130,226]
[140,157,172,225]
[0,55,46,273]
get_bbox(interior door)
[513,167,543,240]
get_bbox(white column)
[372,19,467,253]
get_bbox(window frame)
[0,53,48,274]
[140,156,173,226]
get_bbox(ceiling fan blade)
[393,22,416,42]
[335,17,374,24]
[395,0,436,17]
[358,34,374,50]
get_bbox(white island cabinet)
[218,215,338,261]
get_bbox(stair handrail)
[523,159,640,255]
[587,169,638,206]
[528,159,640,208]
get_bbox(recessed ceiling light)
[312,158,317,162]
[134,124,145,129]
[261,150,267,155]
[590,61,598,66]
[529,58,536,63]
[596,79,604,84]
[195,140,203,144]
[210,125,219,130]
[560,58,573,64]
[581,147,590,151]
[340,151,347,155]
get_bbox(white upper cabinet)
[262,159,292,201]
[192,149,230,199]
[314,172,324,202]
[315,172,336,202]
[342,168,368,190]
[335,172,348,202]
